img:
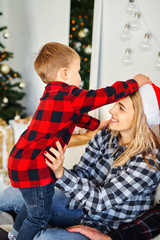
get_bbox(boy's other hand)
[133,74,152,88]
[98,120,110,130]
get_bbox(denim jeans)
[17,183,55,240]
[0,186,24,213]
[34,228,89,240]
[0,186,84,239]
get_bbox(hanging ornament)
[3,97,8,104]
[84,44,92,54]
[78,30,87,38]
[19,81,26,89]
[83,28,89,34]
[1,97,8,107]
[154,52,160,70]
[131,12,141,30]
[75,42,82,51]
[120,24,131,41]
[140,33,152,52]
[122,49,133,65]
[3,30,10,39]
[0,64,10,74]
[126,0,136,15]
[14,112,20,121]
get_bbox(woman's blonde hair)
[111,90,160,168]
[34,42,80,83]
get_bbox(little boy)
[8,42,150,240]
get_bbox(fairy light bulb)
[120,24,131,41]
[126,0,136,15]
[154,52,160,70]
[131,12,141,30]
[140,33,151,51]
[122,49,133,66]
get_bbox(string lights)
[121,0,160,70]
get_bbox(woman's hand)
[44,141,66,179]
[67,225,112,240]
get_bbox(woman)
[2,84,160,240]
[33,83,160,239]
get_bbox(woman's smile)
[110,117,118,123]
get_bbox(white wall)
[90,0,160,124]
[1,0,71,115]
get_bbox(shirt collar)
[45,81,69,91]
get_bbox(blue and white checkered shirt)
[56,129,160,234]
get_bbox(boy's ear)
[59,67,68,80]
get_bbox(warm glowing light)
[84,58,88,61]
[14,73,17,77]
[69,34,73,38]
[72,27,76,31]
[80,22,84,26]
[72,20,75,24]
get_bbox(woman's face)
[109,96,135,135]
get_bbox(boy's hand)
[98,120,110,130]
[44,141,66,179]
[133,74,152,88]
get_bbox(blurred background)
[0,0,160,121]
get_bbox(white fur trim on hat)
[139,84,160,128]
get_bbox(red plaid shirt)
[8,80,138,188]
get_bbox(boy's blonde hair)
[111,90,160,168]
[34,42,80,83]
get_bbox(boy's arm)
[70,79,138,116]
[76,113,100,130]
[77,113,110,131]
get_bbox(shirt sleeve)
[76,113,100,130]
[56,136,159,213]
[70,79,138,115]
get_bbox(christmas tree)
[0,12,26,123]
[69,0,94,90]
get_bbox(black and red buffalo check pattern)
[8,80,138,188]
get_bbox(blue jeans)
[0,186,23,213]
[34,228,89,240]
[17,183,55,240]
[0,186,85,239]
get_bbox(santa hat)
[139,83,160,128]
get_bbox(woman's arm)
[56,158,159,212]
[45,131,159,213]
[67,225,112,240]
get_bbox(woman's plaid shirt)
[8,80,138,188]
[56,129,160,234]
